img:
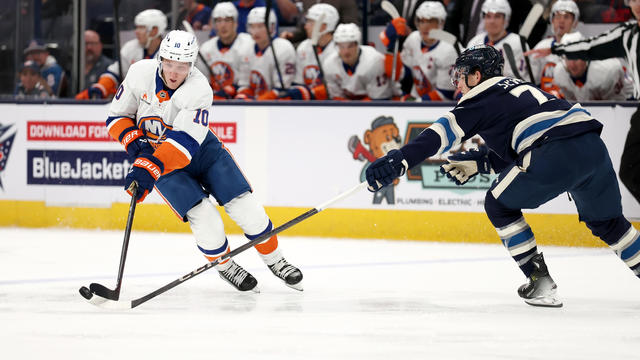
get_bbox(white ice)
[1,227,640,359]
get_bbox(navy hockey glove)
[440,146,492,185]
[120,126,153,160]
[365,149,409,192]
[124,154,164,203]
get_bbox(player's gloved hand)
[440,146,492,185]
[277,86,312,100]
[213,84,237,100]
[120,126,154,160]
[365,149,409,192]
[257,90,279,101]
[380,17,408,51]
[124,154,164,203]
[87,85,104,99]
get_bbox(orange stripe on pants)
[205,246,230,265]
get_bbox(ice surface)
[1,227,639,359]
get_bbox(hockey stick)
[428,29,462,56]
[265,0,286,89]
[518,3,544,83]
[78,183,138,301]
[81,182,369,310]
[381,1,401,82]
[113,0,123,90]
[310,13,331,99]
[503,43,523,80]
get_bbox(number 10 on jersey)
[193,109,209,127]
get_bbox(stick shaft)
[129,182,367,308]
[113,185,137,295]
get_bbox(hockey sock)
[198,238,232,271]
[496,216,539,277]
[588,217,640,278]
[246,221,281,266]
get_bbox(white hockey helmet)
[306,3,340,35]
[415,1,448,24]
[333,23,361,44]
[481,0,512,27]
[134,9,167,37]
[247,7,278,36]
[212,2,238,21]
[551,0,580,28]
[158,30,199,73]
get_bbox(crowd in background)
[4,0,637,102]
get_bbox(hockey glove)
[379,17,409,51]
[365,149,409,192]
[277,86,312,100]
[124,154,164,203]
[440,146,492,186]
[120,126,154,160]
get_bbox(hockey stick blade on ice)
[79,183,138,302]
[82,182,369,310]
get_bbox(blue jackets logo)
[27,150,131,186]
[0,123,16,190]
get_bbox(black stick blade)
[89,283,120,301]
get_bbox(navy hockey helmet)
[451,45,504,88]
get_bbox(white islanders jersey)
[294,39,337,87]
[323,45,393,100]
[237,37,296,95]
[196,33,254,91]
[401,31,457,100]
[467,32,537,83]
[107,59,214,172]
[105,39,155,81]
[553,58,634,101]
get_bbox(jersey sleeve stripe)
[432,112,464,154]
[106,116,136,141]
[512,105,593,153]
[153,141,191,173]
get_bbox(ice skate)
[268,257,303,291]
[218,260,259,293]
[517,253,563,308]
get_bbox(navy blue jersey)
[401,76,603,170]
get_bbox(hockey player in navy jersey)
[108,30,303,293]
[366,44,640,307]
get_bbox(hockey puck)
[79,286,93,300]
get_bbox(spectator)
[14,60,53,99]
[553,32,634,101]
[84,30,113,89]
[23,39,65,97]
[181,0,212,30]
[280,0,360,45]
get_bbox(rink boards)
[0,101,638,246]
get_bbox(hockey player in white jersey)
[466,0,536,83]
[76,9,167,100]
[196,2,254,100]
[553,32,634,101]
[390,1,458,101]
[531,0,580,97]
[322,23,394,100]
[295,3,338,88]
[235,7,297,100]
[107,30,303,292]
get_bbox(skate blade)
[248,286,260,294]
[524,296,563,308]
[285,281,303,291]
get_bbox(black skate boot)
[268,257,303,291]
[517,253,562,308]
[218,260,259,293]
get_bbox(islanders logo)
[249,70,269,95]
[0,123,17,190]
[211,61,235,91]
[348,116,402,205]
[303,65,322,87]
